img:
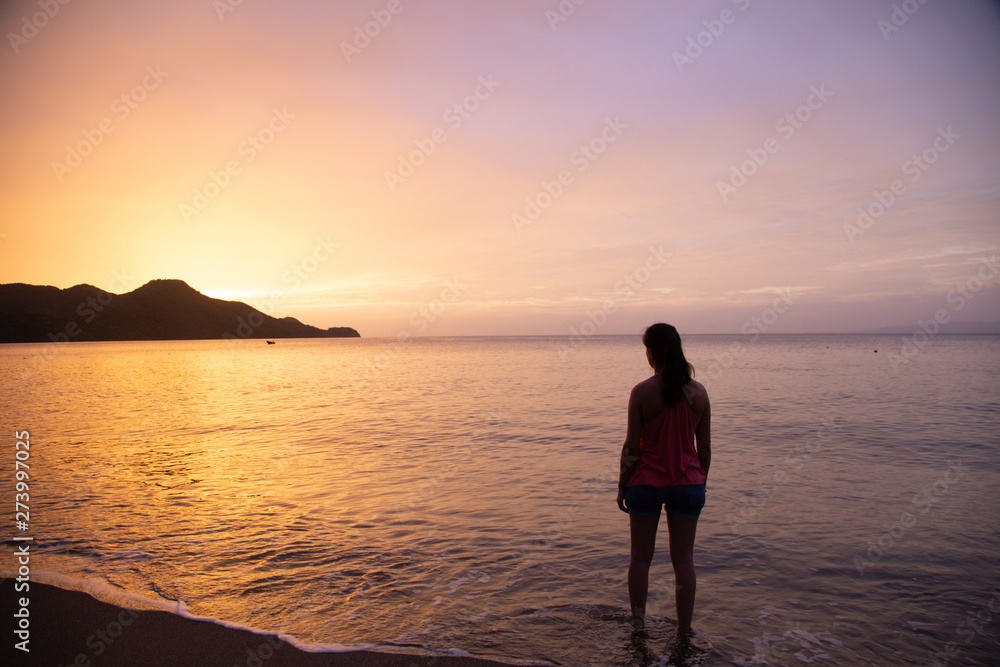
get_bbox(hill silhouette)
[0,279,359,343]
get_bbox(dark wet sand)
[4,579,512,666]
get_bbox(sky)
[1,0,998,336]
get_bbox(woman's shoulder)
[683,379,710,414]
[632,375,660,393]
[686,379,708,396]
[629,375,661,403]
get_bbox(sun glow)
[0,0,997,335]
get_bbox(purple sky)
[1,0,998,335]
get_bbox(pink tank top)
[627,397,706,488]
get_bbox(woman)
[617,323,711,636]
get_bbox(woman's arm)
[694,390,711,481]
[617,387,644,511]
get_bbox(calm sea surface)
[2,335,999,665]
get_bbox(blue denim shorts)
[625,484,706,520]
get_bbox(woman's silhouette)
[617,323,711,638]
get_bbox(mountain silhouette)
[0,279,359,343]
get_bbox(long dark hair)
[642,323,694,405]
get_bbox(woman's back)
[628,377,708,488]
[631,375,709,424]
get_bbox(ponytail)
[642,323,694,405]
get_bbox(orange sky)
[1,0,998,335]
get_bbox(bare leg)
[666,513,698,633]
[628,513,660,629]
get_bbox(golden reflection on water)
[1,336,999,665]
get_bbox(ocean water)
[1,335,999,666]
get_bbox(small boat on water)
[266,340,275,345]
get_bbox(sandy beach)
[5,579,513,667]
